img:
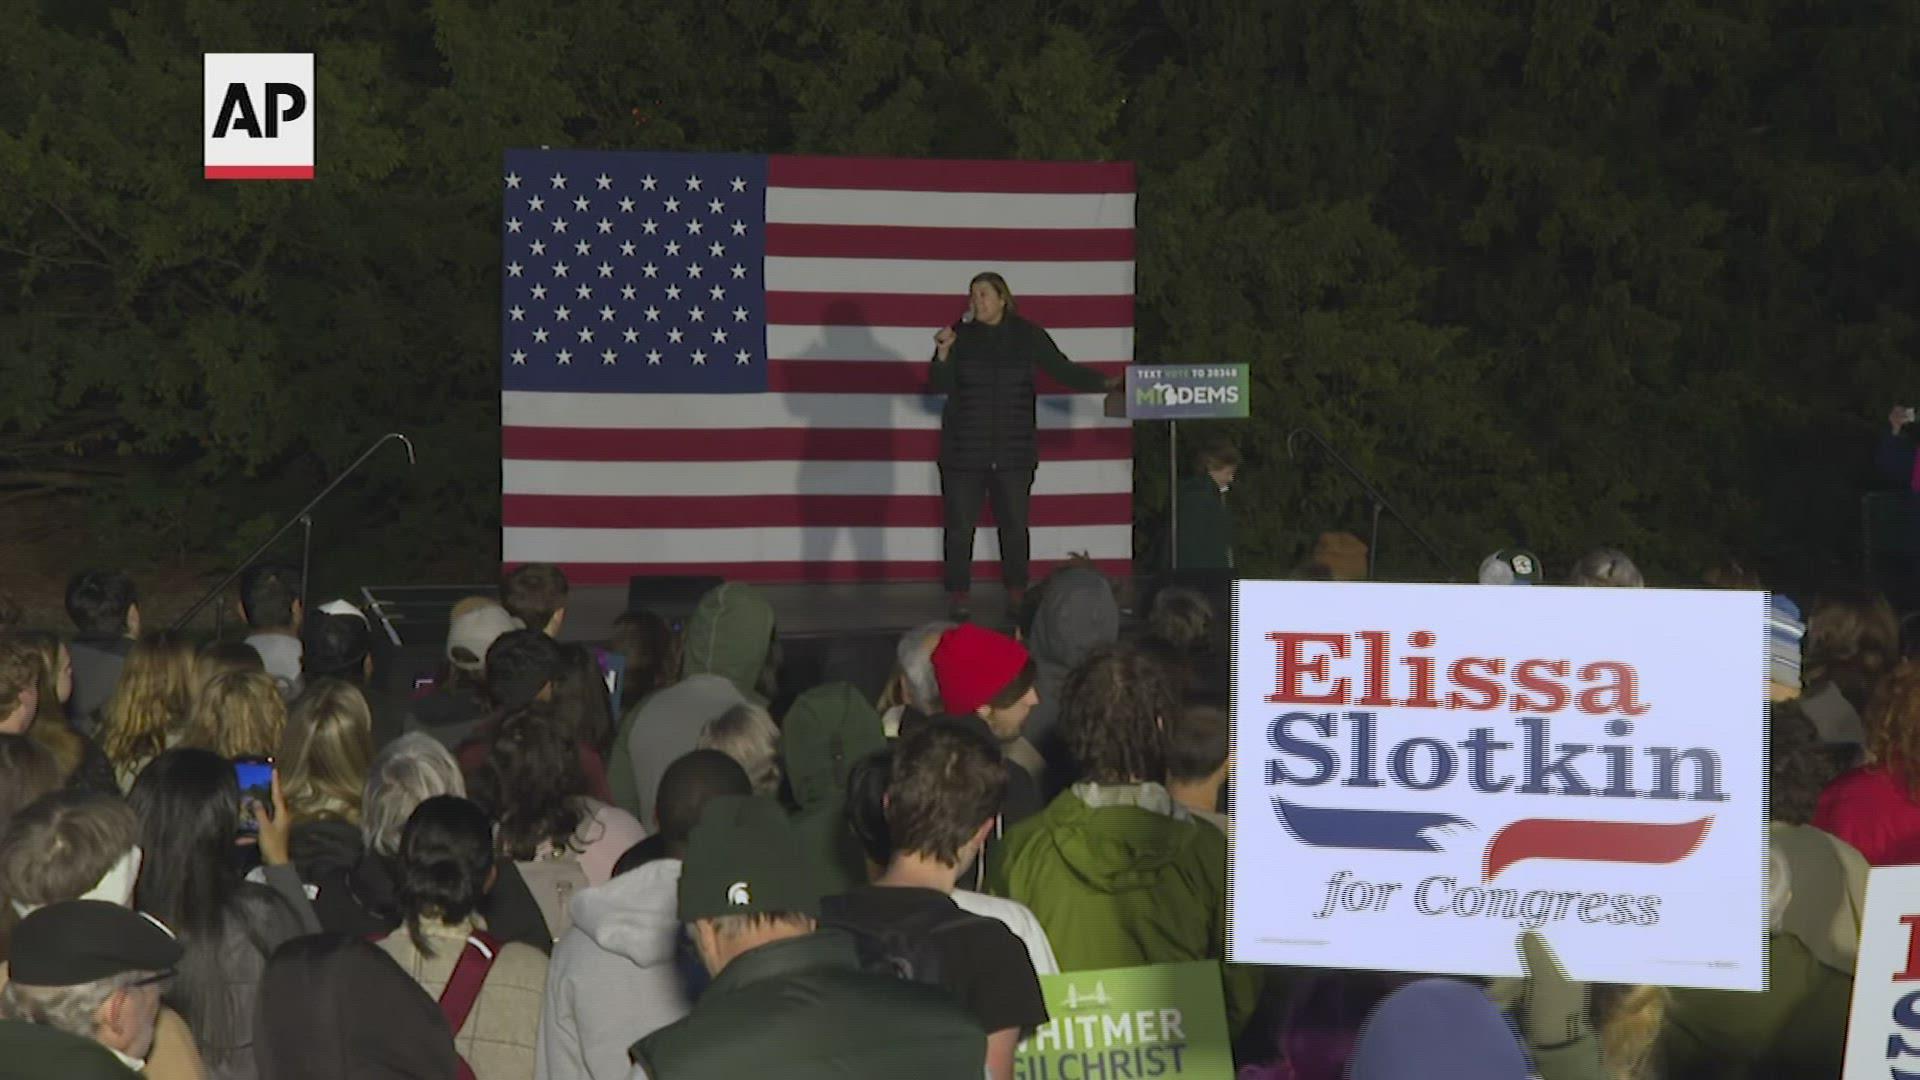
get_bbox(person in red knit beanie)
[903,625,1045,873]
[930,623,1039,740]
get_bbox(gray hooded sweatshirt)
[537,859,701,1080]
[1024,567,1120,782]
[611,583,775,824]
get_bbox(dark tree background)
[4,0,1917,595]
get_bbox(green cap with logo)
[677,794,823,922]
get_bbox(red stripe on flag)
[502,425,1131,462]
[205,165,314,179]
[1482,817,1713,882]
[770,156,1135,194]
[765,223,1134,261]
[503,493,1132,529]
[523,558,1135,586]
[766,292,1131,328]
[766,360,1127,395]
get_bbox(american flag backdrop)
[500,149,1135,585]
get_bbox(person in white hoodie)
[536,750,751,1080]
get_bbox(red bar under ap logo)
[204,54,314,181]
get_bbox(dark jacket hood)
[1028,567,1119,671]
[681,583,776,704]
[0,1021,140,1080]
[1032,790,1203,894]
[1024,567,1119,753]
[782,683,885,811]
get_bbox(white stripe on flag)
[502,391,1125,431]
[767,188,1136,230]
[502,459,1133,498]
[764,325,1133,361]
[503,524,1131,563]
[764,257,1134,296]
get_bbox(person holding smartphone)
[928,272,1117,621]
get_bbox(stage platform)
[362,579,1138,706]
[564,580,1035,643]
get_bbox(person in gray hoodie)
[608,583,778,824]
[536,750,750,1080]
[1021,565,1119,795]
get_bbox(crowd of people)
[0,537,1896,1079]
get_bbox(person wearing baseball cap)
[447,600,522,677]
[403,597,523,751]
[0,900,182,1079]
[631,795,986,1079]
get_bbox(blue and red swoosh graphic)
[1272,798,1713,882]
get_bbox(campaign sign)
[1015,961,1233,1080]
[1125,365,1249,420]
[1841,866,1920,1079]
[1229,580,1767,991]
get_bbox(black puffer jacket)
[929,313,1108,469]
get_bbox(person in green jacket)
[0,900,183,1080]
[632,795,986,1080]
[782,682,888,894]
[986,644,1262,1033]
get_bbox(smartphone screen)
[234,758,274,834]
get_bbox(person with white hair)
[0,792,206,1080]
[877,621,956,738]
[0,900,183,1080]
[307,732,554,950]
[696,703,782,798]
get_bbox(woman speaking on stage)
[929,271,1116,620]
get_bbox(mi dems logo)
[204,54,313,180]
[1135,382,1241,408]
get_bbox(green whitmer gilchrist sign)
[1015,961,1234,1080]
[1125,365,1250,420]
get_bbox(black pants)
[939,465,1035,594]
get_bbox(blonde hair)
[1595,983,1669,1080]
[14,632,83,780]
[279,678,375,823]
[182,670,287,760]
[698,703,782,797]
[99,633,196,773]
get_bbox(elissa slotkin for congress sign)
[1228,580,1767,992]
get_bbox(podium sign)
[1125,365,1249,420]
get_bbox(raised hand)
[253,767,295,867]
